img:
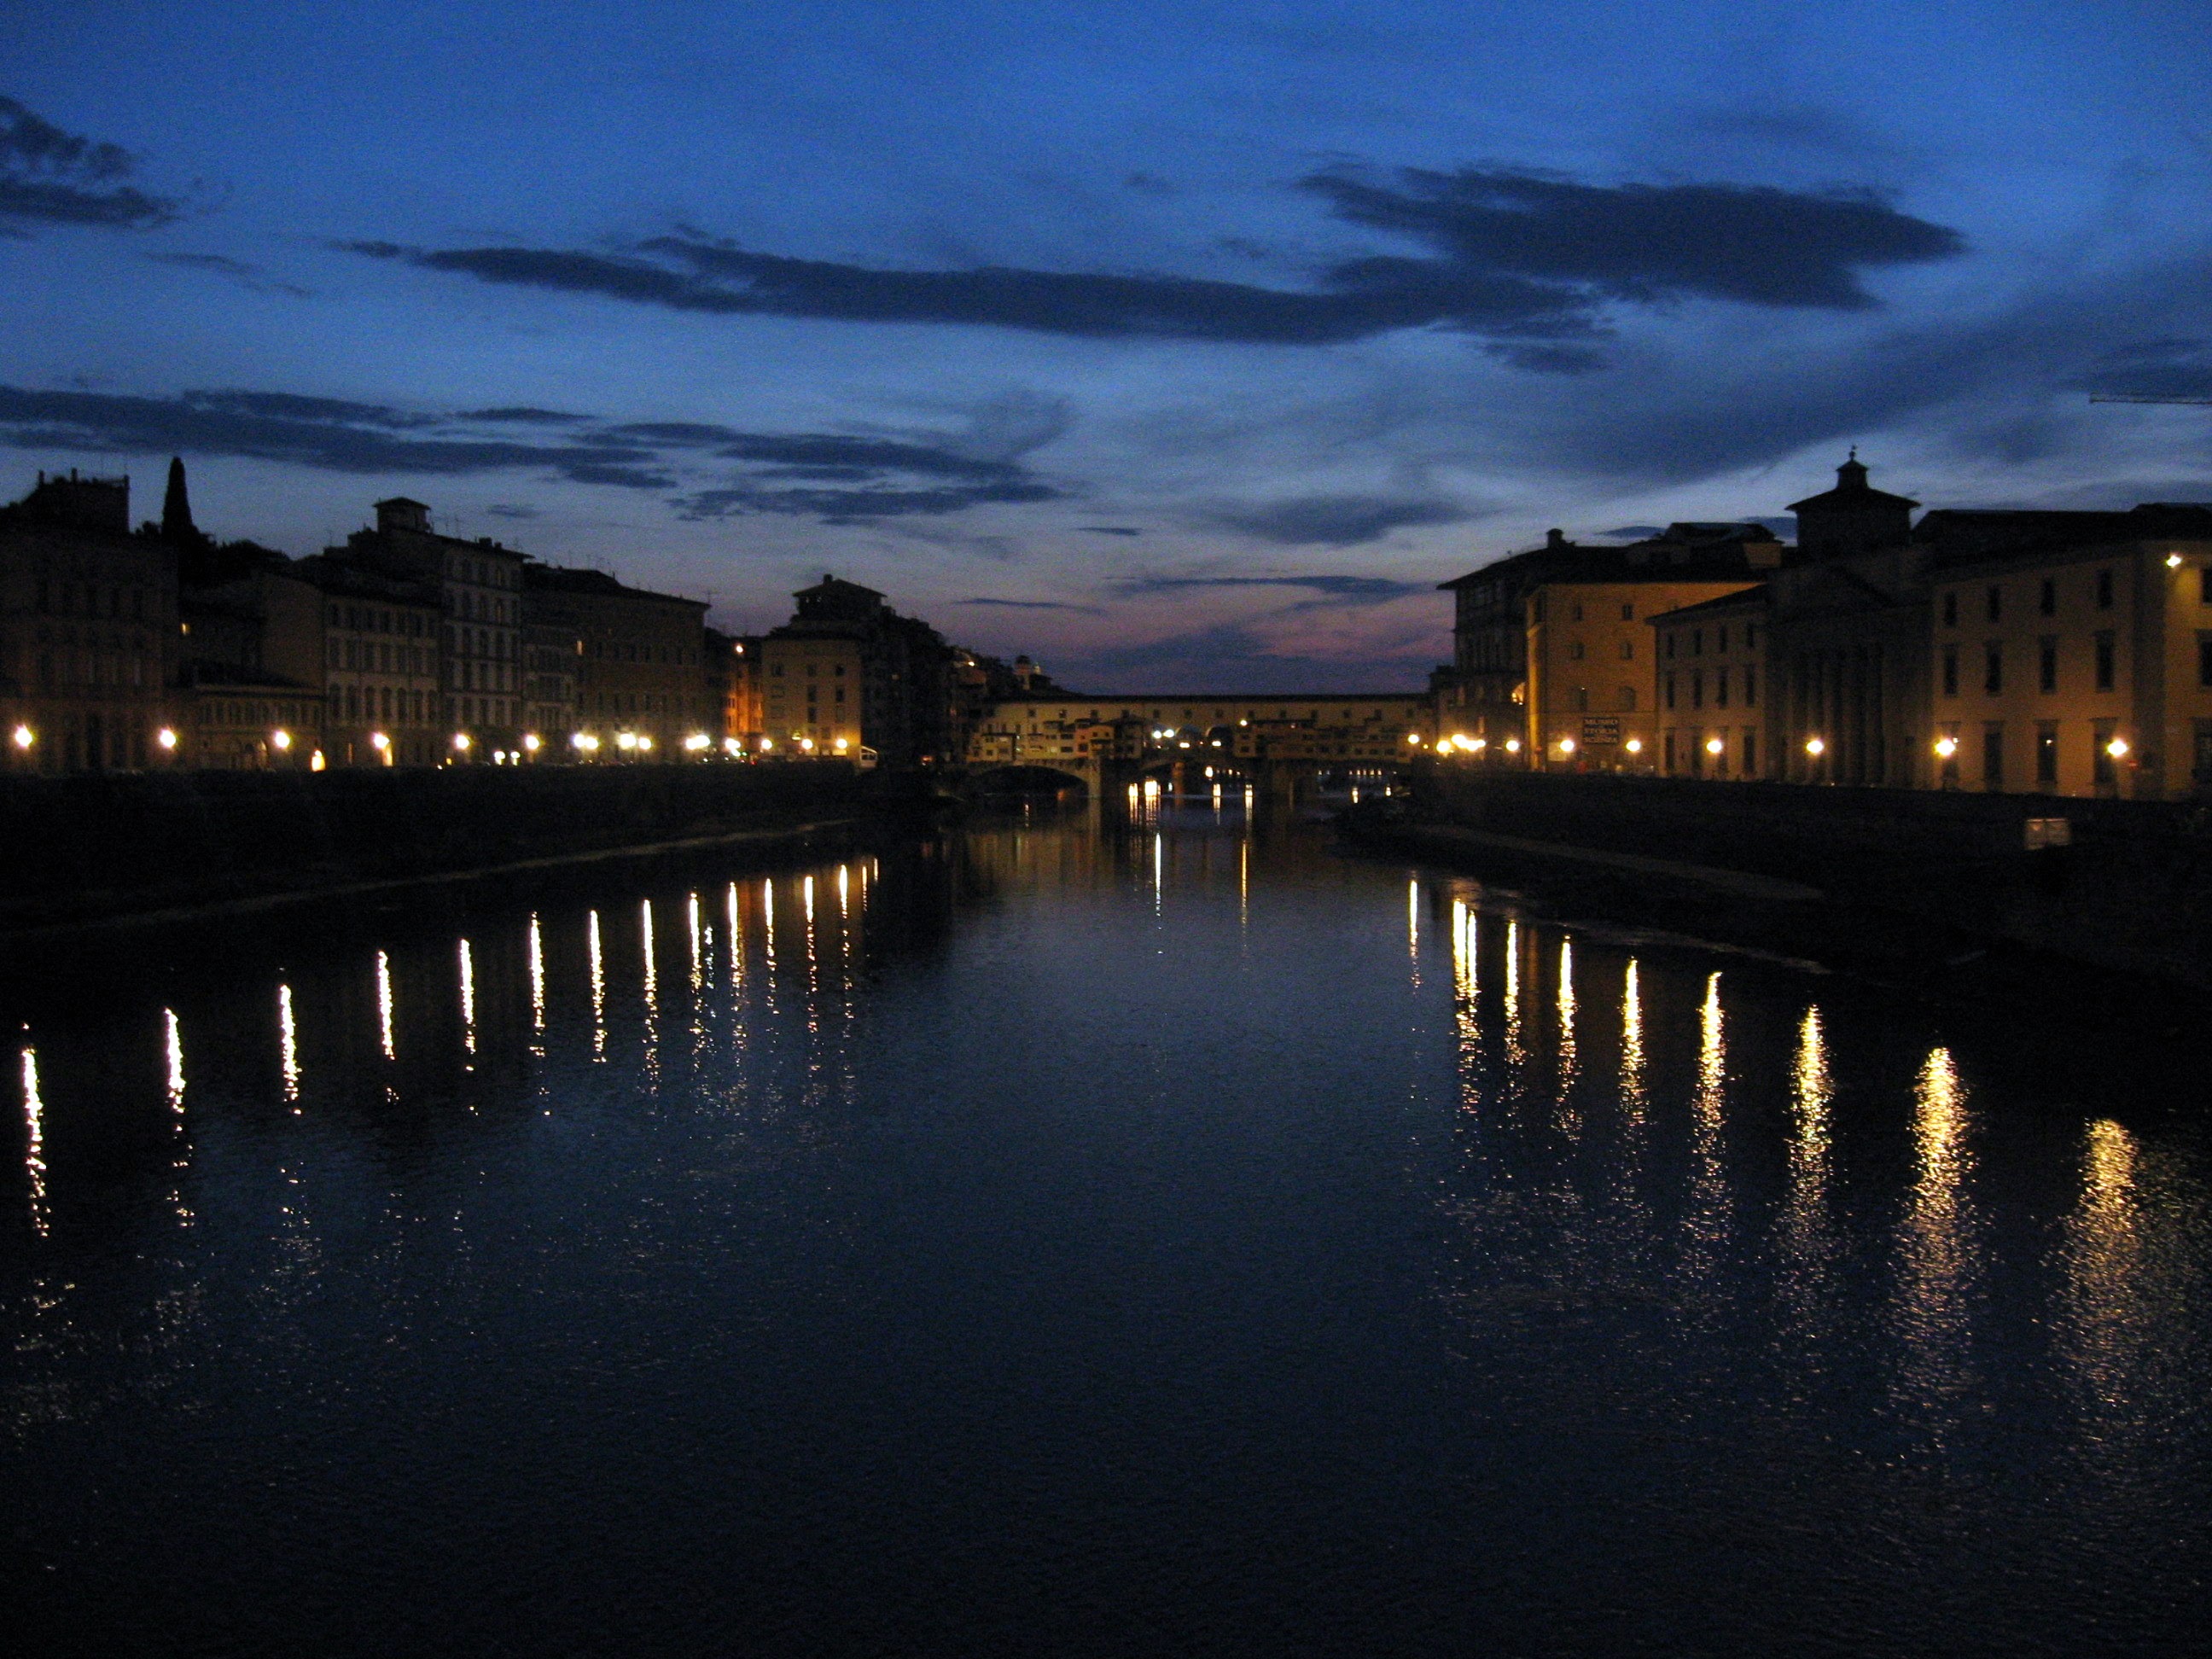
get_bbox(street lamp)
[1704,736,1724,756]
[156,727,178,752]
[1933,736,1958,760]
[1624,737,1644,755]
[453,732,472,754]
[2106,736,2131,760]
[1504,738,1522,754]
[1804,736,1825,756]
[11,725,33,750]
[271,729,293,753]
[1558,736,1577,755]
[522,733,541,754]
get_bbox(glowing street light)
[615,731,637,751]
[1804,736,1825,756]
[1933,735,1959,760]
[637,736,654,753]
[1505,738,1522,754]
[1558,736,1577,755]
[1471,737,1488,753]
[271,729,293,752]
[523,733,542,754]
[1624,737,1644,755]
[1406,732,1422,746]
[11,724,32,750]
[2167,553,2185,568]
[2106,735,2131,760]
[1705,736,1725,756]
[156,727,178,751]
[722,737,742,755]
[453,732,473,753]
[832,736,849,752]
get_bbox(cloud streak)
[0,96,180,230]
[1204,493,1475,545]
[343,164,1963,358]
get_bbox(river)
[3,793,2207,1656]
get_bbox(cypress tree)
[160,455,197,543]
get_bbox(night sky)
[5,1,2210,690]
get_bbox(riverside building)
[521,564,710,756]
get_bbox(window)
[2040,578,2056,616]
[1942,591,1959,627]
[1663,634,1676,660]
[1664,731,1676,771]
[1570,601,1584,622]
[2202,568,2212,605]
[1742,730,1757,777]
[1986,585,2002,622]
[1983,725,2004,791]
[1691,628,1703,656]
[1941,643,1959,696]
[1664,673,1677,710]
[1574,687,1590,713]
[1717,626,1731,652]
[2035,722,2058,786]
[2097,568,2115,609]
[2093,719,2118,788]
[1715,669,1731,708]
[1569,640,1585,661]
[2039,636,2058,694]
[1620,640,1634,660]
[1743,667,1758,707]
[2094,631,2116,691]
[1984,641,2003,695]
[1745,623,1758,649]
[1621,602,1634,620]
[2201,636,2212,689]
[1618,686,1637,712]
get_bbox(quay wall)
[0,763,909,932]
[1410,769,2212,991]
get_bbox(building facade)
[522,564,710,755]
[760,577,954,766]
[0,471,181,771]
[329,498,527,750]
[292,556,441,766]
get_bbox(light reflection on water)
[1,797,2208,1656]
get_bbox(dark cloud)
[0,96,179,230]
[483,503,540,519]
[459,406,593,424]
[148,252,311,298]
[715,431,1026,480]
[673,478,1059,521]
[181,388,434,428]
[1207,494,1473,545]
[347,163,1961,358]
[1114,573,1429,611]
[954,597,1100,612]
[1080,525,1144,536]
[0,384,679,481]
[0,381,1066,522]
[1597,524,1667,540]
[2076,338,2212,401]
[1301,166,1963,309]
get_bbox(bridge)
[963,691,1435,794]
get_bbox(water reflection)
[0,806,2206,1656]
[1892,1047,1979,1439]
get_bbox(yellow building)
[968,693,1432,769]
[1929,533,2212,799]
[760,632,864,757]
[1523,573,1764,769]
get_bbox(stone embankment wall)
[0,763,905,932]
[1412,770,2212,990]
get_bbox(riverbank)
[1344,768,2212,1012]
[0,763,939,936]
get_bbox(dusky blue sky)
[6,0,2212,690]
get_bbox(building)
[328,498,527,750]
[522,563,710,755]
[1437,523,1782,767]
[759,576,955,766]
[1649,587,1773,779]
[292,556,442,766]
[521,621,582,749]
[1918,509,2212,798]
[0,470,181,771]
[178,544,327,768]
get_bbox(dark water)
[3,796,2207,1657]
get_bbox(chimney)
[1545,528,1568,549]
